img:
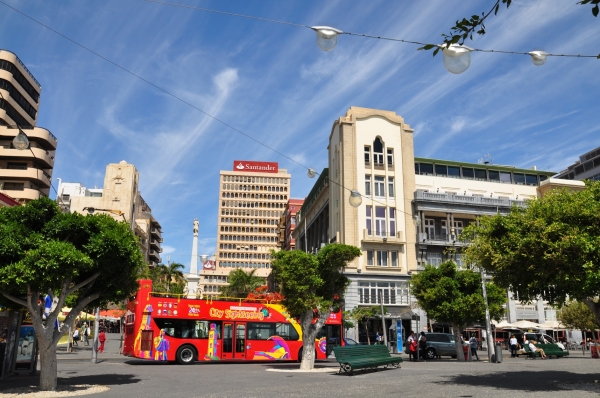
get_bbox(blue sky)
[1,0,599,272]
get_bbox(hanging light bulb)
[440,44,473,74]
[349,190,362,208]
[311,26,342,52]
[12,129,30,150]
[528,51,548,66]
[307,168,317,178]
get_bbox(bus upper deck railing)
[147,291,281,305]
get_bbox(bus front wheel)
[176,345,196,365]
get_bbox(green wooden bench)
[523,343,569,359]
[333,344,402,375]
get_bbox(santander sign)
[233,160,278,173]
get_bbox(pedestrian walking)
[419,331,427,360]
[97,329,107,353]
[469,335,479,360]
[72,328,80,346]
[509,334,518,358]
[375,331,382,345]
[407,331,418,362]
[84,323,90,346]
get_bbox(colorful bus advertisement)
[123,280,342,364]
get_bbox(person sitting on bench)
[528,341,547,359]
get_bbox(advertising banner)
[233,160,278,173]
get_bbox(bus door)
[222,322,246,360]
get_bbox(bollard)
[495,344,503,363]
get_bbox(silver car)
[423,333,459,359]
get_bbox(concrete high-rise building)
[203,160,290,295]
[58,161,163,267]
[0,50,58,203]
[279,198,304,250]
[555,144,600,182]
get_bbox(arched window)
[373,137,384,164]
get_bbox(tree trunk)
[453,326,465,362]
[365,322,370,345]
[298,309,328,371]
[38,337,58,391]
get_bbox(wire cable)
[0,0,466,222]
[146,0,600,59]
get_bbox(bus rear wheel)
[176,345,196,365]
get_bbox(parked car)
[343,338,361,346]
[406,333,462,359]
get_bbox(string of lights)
[145,0,599,73]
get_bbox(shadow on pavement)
[437,370,600,393]
[0,373,140,392]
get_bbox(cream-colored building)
[294,106,578,342]
[0,50,58,203]
[204,161,290,295]
[58,161,163,266]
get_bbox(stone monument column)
[186,218,201,298]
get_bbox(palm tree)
[221,269,264,298]
[153,262,185,293]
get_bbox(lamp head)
[440,44,473,74]
[307,168,317,178]
[349,190,362,208]
[200,254,209,263]
[311,26,342,52]
[13,129,30,150]
[84,207,96,214]
[528,50,548,66]
[412,214,421,227]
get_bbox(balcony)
[149,250,162,263]
[149,239,162,249]
[0,187,47,202]
[362,229,405,243]
[0,126,57,150]
[414,190,525,215]
[0,146,55,168]
[418,232,469,247]
[0,166,50,187]
[150,227,162,239]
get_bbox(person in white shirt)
[509,335,518,358]
[529,341,547,359]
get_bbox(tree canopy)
[463,181,600,323]
[410,261,506,360]
[270,244,361,369]
[220,268,264,298]
[149,262,186,294]
[557,300,599,333]
[0,198,145,390]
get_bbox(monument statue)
[193,218,199,236]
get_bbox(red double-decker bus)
[123,280,343,364]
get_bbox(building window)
[366,206,372,235]
[2,182,24,191]
[424,219,435,238]
[452,220,463,237]
[448,166,460,178]
[391,251,398,267]
[387,149,393,166]
[358,281,408,305]
[474,169,487,181]
[441,220,448,239]
[389,208,396,237]
[426,252,443,266]
[376,250,388,266]
[373,138,384,164]
[364,146,370,164]
[375,206,386,237]
[435,164,447,176]
[365,175,372,196]
[366,250,374,266]
[388,177,394,198]
[374,176,385,197]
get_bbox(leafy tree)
[0,198,144,391]
[463,181,600,326]
[270,244,361,370]
[557,300,599,337]
[420,1,600,58]
[410,261,506,361]
[349,306,383,345]
[220,268,264,298]
[161,262,185,293]
[342,310,355,335]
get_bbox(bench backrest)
[333,344,391,359]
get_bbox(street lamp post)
[480,267,494,362]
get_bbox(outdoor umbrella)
[512,320,544,330]
[538,320,567,330]
[491,320,518,329]
[57,307,96,322]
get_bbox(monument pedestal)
[185,274,201,299]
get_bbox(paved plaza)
[1,334,600,397]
